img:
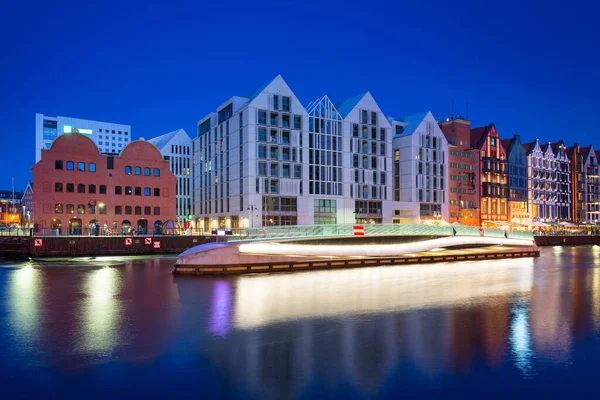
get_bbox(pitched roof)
[147,128,190,151]
[501,139,512,151]
[583,145,594,161]
[246,75,280,103]
[394,111,430,137]
[469,126,488,148]
[595,150,600,161]
[522,141,535,155]
[335,92,368,118]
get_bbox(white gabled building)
[148,129,192,226]
[583,145,600,222]
[525,140,557,221]
[388,112,449,222]
[192,75,445,229]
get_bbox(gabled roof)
[335,92,368,118]
[246,75,280,103]
[596,150,600,161]
[583,145,594,161]
[541,142,554,153]
[522,141,536,155]
[394,111,430,137]
[501,139,512,151]
[305,95,341,120]
[147,128,190,151]
[469,126,489,148]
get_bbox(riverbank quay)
[174,224,540,276]
[0,235,211,258]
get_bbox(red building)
[439,117,480,226]
[470,124,508,224]
[32,133,176,235]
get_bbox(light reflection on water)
[2,248,600,397]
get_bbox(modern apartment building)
[552,141,572,220]
[35,113,131,162]
[148,129,192,227]
[502,134,529,223]
[524,140,557,221]
[439,117,480,226]
[470,124,508,223]
[390,111,449,222]
[192,75,420,230]
[32,133,176,235]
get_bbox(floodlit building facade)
[439,117,480,226]
[524,140,557,221]
[502,134,529,223]
[390,111,449,222]
[471,124,508,224]
[32,133,176,235]
[35,113,131,162]
[148,129,192,227]
[552,141,572,220]
[568,144,585,223]
[585,147,600,223]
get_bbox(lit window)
[144,167,150,176]
[135,167,141,175]
[89,163,96,172]
[144,187,151,196]
[77,162,85,172]
[125,166,132,175]
[153,168,160,177]
[66,161,74,171]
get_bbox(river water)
[1,246,600,398]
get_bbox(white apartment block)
[525,140,557,221]
[35,113,131,162]
[148,129,192,226]
[389,112,449,222]
[192,75,447,229]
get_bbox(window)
[99,185,106,194]
[77,184,85,193]
[135,206,142,215]
[144,206,151,215]
[153,188,160,196]
[115,186,122,195]
[89,163,96,172]
[294,115,302,130]
[66,161,74,171]
[125,186,132,195]
[55,183,63,192]
[282,96,290,111]
[153,168,160,177]
[270,112,278,126]
[115,206,122,215]
[88,184,96,194]
[144,167,150,176]
[259,162,267,176]
[66,204,74,214]
[135,187,141,196]
[77,162,85,172]
[55,204,63,213]
[258,110,267,125]
[273,95,279,110]
[66,183,74,193]
[144,187,151,196]
[107,156,114,170]
[125,166,132,175]
[55,160,63,170]
[125,206,132,215]
[153,207,160,215]
[77,204,85,214]
[135,166,141,175]
[258,127,267,141]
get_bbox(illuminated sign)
[62,125,92,135]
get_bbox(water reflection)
[233,258,535,329]
[4,248,600,397]
[80,267,121,355]
[9,264,40,346]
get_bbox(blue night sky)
[1,0,599,191]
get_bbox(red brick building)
[439,117,480,226]
[32,133,176,235]
[470,124,508,224]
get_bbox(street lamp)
[247,205,258,227]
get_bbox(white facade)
[148,129,192,226]
[584,146,600,222]
[552,141,572,220]
[389,112,449,221]
[192,75,446,229]
[35,113,131,162]
[526,140,557,221]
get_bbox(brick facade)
[32,133,176,235]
